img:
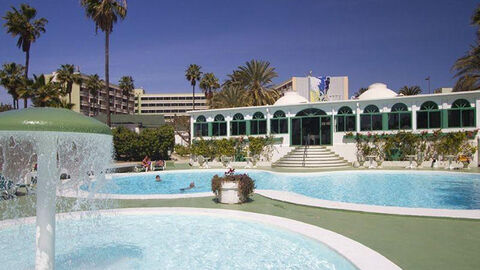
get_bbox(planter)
[217,180,246,204]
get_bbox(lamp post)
[425,76,431,93]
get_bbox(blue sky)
[0,0,478,104]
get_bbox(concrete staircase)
[272,146,350,169]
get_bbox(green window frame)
[448,99,475,128]
[231,113,246,136]
[360,105,383,131]
[250,112,267,135]
[335,106,356,132]
[417,101,442,129]
[270,110,288,134]
[388,103,412,130]
[212,114,227,136]
[194,115,208,137]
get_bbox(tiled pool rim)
[58,169,480,219]
[0,207,400,270]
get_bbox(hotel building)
[134,89,208,121]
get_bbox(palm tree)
[185,64,202,110]
[0,62,24,109]
[56,64,82,104]
[85,74,103,115]
[209,85,248,109]
[354,87,368,98]
[3,3,48,107]
[199,72,220,99]
[452,5,480,91]
[398,85,422,96]
[31,74,62,107]
[81,0,127,126]
[233,59,280,106]
[118,75,134,97]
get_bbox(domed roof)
[358,83,398,100]
[274,91,309,106]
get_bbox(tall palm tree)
[31,74,62,107]
[0,62,24,109]
[233,59,280,106]
[398,85,422,96]
[81,0,127,126]
[85,74,103,115]
[56,64,82,104]
[209,85,248,109]
[453,74,479,92]
[185,64,202,110]
[199,72,220,99]
[3,3,48,107]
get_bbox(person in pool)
[180,181,195,191]
[155,175,161,182]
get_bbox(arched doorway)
[291,108,332,146]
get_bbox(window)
[360,105,382,131]
[448,99,475,128]
[230,113,246,135]
[388,103,411,130]
[417,101,441,129]
[270,110,288,134]
[335,106,356,132]
[250,112,267,135]
[194,115,208,137]
[212,114,227,136]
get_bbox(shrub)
[215,138,236,157]
[112,125,174,161]
[174,144,190,157]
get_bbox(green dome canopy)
[0,108,112,135]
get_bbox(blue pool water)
[85,170,480,209]
[0,214,356,270]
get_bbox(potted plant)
[211,169,255,204]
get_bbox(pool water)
[85,170,480,209]
[0,214,357,270]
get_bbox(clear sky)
[0,0,478,105]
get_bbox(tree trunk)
[24,49,30,108]
[69,92,72,104]
[192,85,195,111]
[12,97,16,109]
[105,31,111,127]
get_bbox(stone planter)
[217,181,246,204]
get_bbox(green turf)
[2,193,479,270]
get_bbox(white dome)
[357,83,398,100]
[274,91,309,106]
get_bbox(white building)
[188,83,480,165]
[134,89,208,121]
[274,75,349,102]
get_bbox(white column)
[412,104,417,131]
[266,108,271,136]
[226,116,231,138]
[356,102,361,132]
[35,136,59,270]
[476,99,480,128]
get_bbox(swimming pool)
[83,170,480,210]
[0,209,361,270]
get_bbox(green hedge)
[112,126,174,161]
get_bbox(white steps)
[272,146,350,169]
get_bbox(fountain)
[0,108,112,270]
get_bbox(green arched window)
[448,99,475,128]
[417,101,441,129]
[270,110,288,134]
[388,103,411,130]
[231,113,246,136]
[296,108,326,117]
[194,115,208,137]
[212,114,227,136]
[361,105,382,131]
[335,106,355,132]
[250,112,267,135]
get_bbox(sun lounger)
[197,155,210,168]
[0,176,17,199]
[151,160,166,171]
